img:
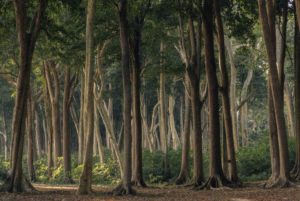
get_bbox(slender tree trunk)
[175,87,191,185]
[78,73,85,164]
[2,103,9,161]
[45,62,62,167]
[77,0,96,195]
[284,82,295,137]
[34,109,42,158]
[292,14,300,179]
[214,0,239,184]
[94,90,104,164]
[159,41,169,179]
[27,93,36,182]
[225,38,239,151]
[63,66,73,183]
[240,69,253,147]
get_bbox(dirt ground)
[0,183,299,201]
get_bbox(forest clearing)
[2,0,300,200]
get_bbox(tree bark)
[175,86,191,185]
[77,0,96,195]
[113,0,133,195]
[0,0,47,193]
[200,0,227,188]
[240,69,253,147]
[45,61,62,167]
[131,18,146,187]
[214,0,239,184]
[258,0,292,187]
[62,66,74,183]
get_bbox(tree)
[0,0,47,193]
[77,0,96,195]
[113,0,134,195]
[258,0,292,187]
[200,0,228,188]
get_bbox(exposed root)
[175,173,190,186]
[0,175,37,193]
[264,177,295,188]
[131,179,147,187]
[196,175,230,190]
[113,183,136,196]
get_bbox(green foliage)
[34,157,48,182]
[92,160,121,185]
[0,157,9,180]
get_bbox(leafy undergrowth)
[0,183,299,201]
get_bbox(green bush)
[0,157,9,180]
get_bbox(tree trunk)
[27,93,36,182]
[284,82,295,137]
[34,108,42,158]
[77,0,96,195]
[201,0,227,188]
[214,0,239,184]
[159,41,169,180]
[175,87,191,185]
[292,14,300,179]
[131,21,146,187]
[240,69,253,147]
[63,66,73,183]
[78,73,85,164]
[0,0,46,193]
[113,0,133,195]
[94,90,104,164]
[258,0,291,187]
[225,38,239,151]
[45,62,62,167]
[2,103,9,161]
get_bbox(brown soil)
[0,183,299,201]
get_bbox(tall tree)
[214,0,239,184]
[200,0,228,188]
[113,0,134,195]
[0,0,47,193]
[77,0,96,195]
[258,0,292,187]
[131,0,151,187]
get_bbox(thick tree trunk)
[131,22,146,187]
[113,0,133,195]
[214,0,239,184]
[77,0,96,195]
[258,0,292,187]
[0,0,46,193]
[200,0,227,188]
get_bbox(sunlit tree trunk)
[77,0,96,195]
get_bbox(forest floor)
[0,182,299,201]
